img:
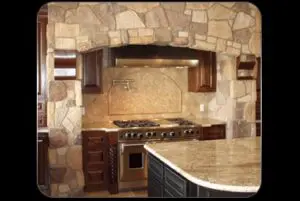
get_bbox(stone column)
[47,80,84,197]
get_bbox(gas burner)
[113,120,160,128]
[165,118,196,126]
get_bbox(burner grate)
[113,120,160,128]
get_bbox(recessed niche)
[236,54,256,80]
[54,50,77,80]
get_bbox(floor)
[85,189,148,198]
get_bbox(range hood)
[109,45,202,68]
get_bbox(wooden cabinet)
[37,7,47,127]
[38,132,49,194]
[148,153,254,198]
[107,132,118,194]
[188,51,216,92]
[201,124,226,141]
[82,131,108,191]
[82,50,103,94]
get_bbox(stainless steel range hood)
[115,58,200,68]
[109,45,203,68]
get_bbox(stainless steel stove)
[114,118,201,192]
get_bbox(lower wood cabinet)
[38,132,49,194]
[201,124,226,140]
[82,131,108,192]
[147,153,254,198]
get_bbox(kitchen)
[37,2,261,198]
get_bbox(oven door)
[119,143,148,182]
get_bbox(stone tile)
[172,37,189,46]
[65,6,101,24]
[145,7,168,28]
[208,4,236,20]
[108,31,120,38]
[194,40,216,51]
[59,184,70,193]
[216,38,226,52]
[48,6,65,23]
[233,12,255,30]
[128,29,138,37]
[76,170,85,187]
[117,2,159,13]
[67,145,82,170]
[55,23,79,38]
[165,10,190,31]
[116,10,145,29]
[233,2,251,15]
[184,9,192,15]
[192,10,208,23]
[178,31,188,37]
[219,3,235,8]
[208,20,232,39]
[48,148,57,165]
[226,46,240,56]
[64,169,77,183]
[49,128,68,148]
[161,2,185,13]
[186,3,213,10]
[138,28,153,36]
[242,44,251,54]
[244,102,255,122]
[91,4,116,30]
[195,34,206,40]
[154,28,172,42]
[233,42,241,49]
[50,167,67,183]
[50,184,58,197]
[120,30,129,44]
[190,23,208,35]
[207,36,217,43]
[55,38,76,50]
[230,81,247,98]
[233,28,252,43]
[220,56,236,80]
[249,32,261,56]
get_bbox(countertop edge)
[81,128,120,132]
[144,144,260,193]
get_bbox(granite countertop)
[82,118,226,131]
[144,137,261,193]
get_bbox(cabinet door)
[188,51,216,92]
[202,125,226,140]
[38,133,49,189]
[82,50,103,94]
[148,175,164,197]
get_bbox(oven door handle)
[120,143,145,154]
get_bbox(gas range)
[113,118,201,142]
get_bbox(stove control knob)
[125,133,131,138]
[145,132,152,137]
[184,130,189,134]
[189,129,194,134]
[169,132,175,137]
[137,133,143,139]
[151,132,156,136]
[161,132,167,137]
[130,133,136,138]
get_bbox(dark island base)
[147,153,256,198]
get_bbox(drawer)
[87,162,106,171]
[87,150,105,163]
[86,170,105,184]
[87,136,107,150]
[164,166,187,196]
[148,154,164,182]
[202,125,225,140]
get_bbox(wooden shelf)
[237,76,255,80]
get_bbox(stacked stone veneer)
[46,2,261,197]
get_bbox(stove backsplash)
[82,67,213,123]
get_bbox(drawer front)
[164,166,187,196]
[86,170,105,184]
[87,162,106,171]
[87,150,105,163]
[148,154,164,182]
[148,176,164,197]
[256,123,261,136]
[87,136,107,150]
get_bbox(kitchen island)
[144,137,261,198]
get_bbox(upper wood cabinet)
[188,51,216,92]
[37,8,47,98]
[82,50,103,94]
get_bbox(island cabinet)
[188,51,217,92]
[201,124,226,141]
[82,131,108,192]
[82,50,103,94]
[147,153,254,198]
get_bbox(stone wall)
[82,67,211,124]
[46,2,261,197]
